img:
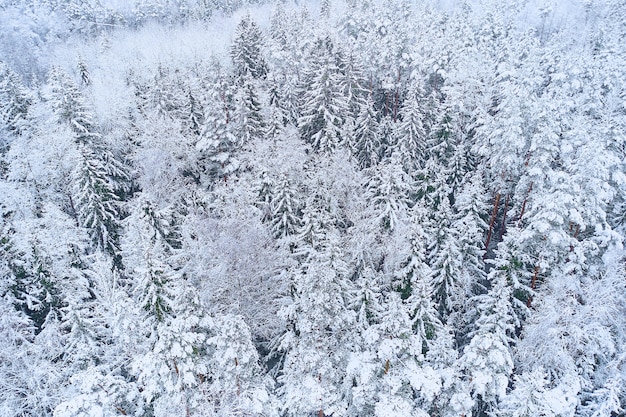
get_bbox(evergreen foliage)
[0,2,625,416]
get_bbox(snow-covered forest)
[1,0,626,416]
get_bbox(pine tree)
[147,65,187,120]
[393,81,427,172]
[76,55,90,86]
[122,196,178,325]
[270,173,300,239]
[430,226,464,323]
[0,272,55,417]
[133,0,167,25]
[269,1,288,46]
[364,155,413,232]
[459,253,516,416]
[46,67,130,257]
[374,291,434,417]
[352,95,381,169]
[1,231,62,335]
[298,36,349,154]
[345,262,384,417]
[123,197,227,417]
[203,313,273,416]
[234,75,264,145]
[182,88,204,137]
[397,222,453,362]
[377,116,397,159]
[45,67,100,147]
[320,0,331,19]
[451,173,490,343]
[278,229,356,417]
[427,99,456,164]
[72,145,122,256]
[497,370,556,417]
[53,370,144,417]
[0,62,31,139]
[254,169,275,223]
[196,81,239,184]
[231,14,268,80]
[296,194,334,254]
[265,75,287,140]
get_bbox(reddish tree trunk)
[484,192,501,257]
[498,193,510,241]
[518,182,533,226]
[526,265,540,307]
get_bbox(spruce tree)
[0,62,31,139]
[72,145,122,256]
[298,37,350,154]
[196,81,239,184]
[270,173,301,239]
[231,14,268,80]
[364,155,413,232]
[278,229,355,417]
[393,81,427,172]
[459,246,517,416]
[353,95,381,169]
[234,75,264,145]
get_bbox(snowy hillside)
[1,0,625,416]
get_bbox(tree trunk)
[526,265,540,307]
[484,192,501,257]
[517,182,533,226]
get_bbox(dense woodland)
[1,0,626,416]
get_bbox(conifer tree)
[269,1,288,46]
[353,95,381,169]
[196,81,239,184]
[254,169,275,223]
[72,145,122,256]
[270,173,300,239]
[278,229,355,417]
[298,37,349,154]
[280,75,300,126]
[234,75,264,145]
[231,14,268,80]
[45,67,130,257]
[364,155,413,232]
[430,226,464,323]
[320,0,331,19]
[182,88,204,137]
[76,56,90,86]
[345,262,384,416]
[46,67,95,140]
[0,296,60,417]
[393,81,427,172]
[459,247,516,416]
[0,62,31,138]
[122,196,226,417]
[265,75,287,140]
[497,370,556,417]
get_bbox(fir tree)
[231,14,268,80]
[364,155,413,232]
[459,250,517,416]
[270,173,300,239]
[0,62,31,139]
[278,229,356,417]
[393,81,427,172]
[196,81,239,184]
[298,37,349,154]
[234,75,264,145]
[352,95,381,169]
[72,145,122,256]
